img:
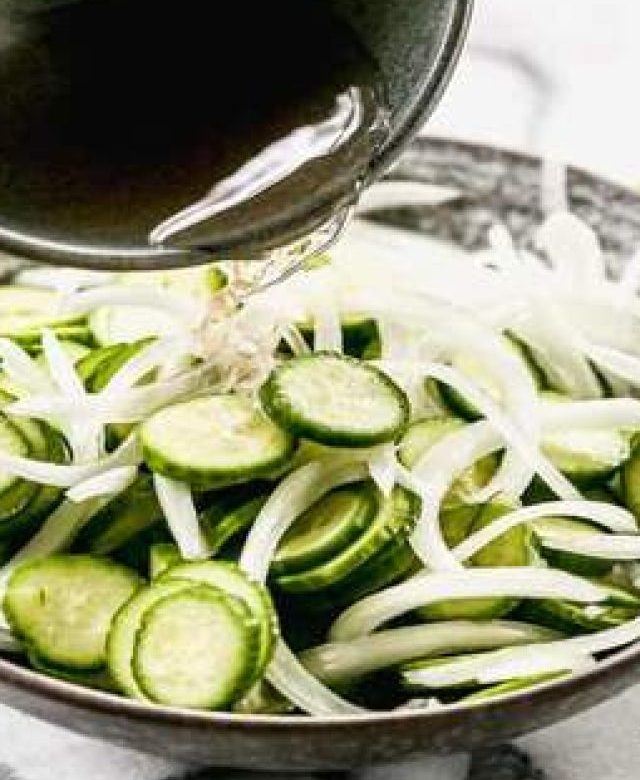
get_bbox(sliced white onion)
[300,620,557,687]
[618,248,640,297]
[356,181,460,213]
[329,568,607,642]
[0,432,140,487]
[453,500,638,563]
[403,645,595,689]
[58,285,203,324]
[0,496,112,590]
[104,335,193,393]
[541,397,640,431]
[423,362,580,500]
[309,290,342,353]
[41,329,85,397]
[279,324,311,357]
[367,444,397,498]
[406,420,502,570]
[537,532,640,561]
[585,344,640,387]
[152,475,210,561]
[66,466,138,504]
[0,338,53,395]
[15,267,115,293]
[535,211,603,287]
[239,459,368,715]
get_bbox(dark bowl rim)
[2,134,640,733]
[0,0,474,271]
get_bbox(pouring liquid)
[0,0,388,261]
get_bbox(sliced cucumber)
[398,416,499,508]
[74,476,163,555]
[433,335,543,421]
[0,286,82,340]
[141,394,296,489]
[149,543,182,579]
[5,555,142,671]
[274,485,420,594]
[28,650,118,692]
[107,579,195,698]
[133,584,259,709]
[531,517,615,577]
[622,437,640,524]
[81,339,152,393]
[260,353,409,448]
[0,415,41,533]
[459,672,566,703]
[541,392,631,485]
[515,595,640,635]
[202,493,268,556]
[272,482,377,577]
[418,499,530,622]
[159,560,277,680]
[295,315,381,360]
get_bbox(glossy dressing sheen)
[0,0,387,253]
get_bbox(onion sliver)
[153,475,210,560]
[301,620,558,687]
[423,362,580,500]
[0,432,140,487]
[329,568,607,642]
[66,466,138,504]
[407,420,502,570]
[453,500,638,563]
[239,460,368,715]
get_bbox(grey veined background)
[426,0,640,183]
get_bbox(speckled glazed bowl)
[2,137,640,771]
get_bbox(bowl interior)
[2,137,640,770]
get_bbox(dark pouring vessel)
[0,0,472,269]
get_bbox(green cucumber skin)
[260,353,410,448]
[274,485,420,595]
[5,555,142,672]
[515,599,639,635]
[159,560,278,682]
[623,439,640,525]
[271,482,378,577]
[294,317,382,360]
[132,585,260,710]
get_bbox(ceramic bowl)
[2,137,640,771]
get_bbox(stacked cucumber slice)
[3,239,640,718]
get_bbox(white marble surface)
[3,2,640,779]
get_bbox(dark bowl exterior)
[2,137,640,770]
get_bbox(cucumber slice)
[260,353,409,447]
[133,585,259,709]
[141,394,296,489]
[295,315,381,360]
[202,493,268,556]
[418,499,530,622]
[531,517,615,577]
[274,485,420,594]
[622,438,640,524]
[541,392,631,484]
[28,650,118,692]
[515,595,640,635]
[74,476,163,555]
[459,672,566,703]
[159,560,277,680]
[0,286,81,339]
[398,416,499,508]
[82,339,152,393]
[272,482,378,576]
[5,555,142,671]
[149,543,182,579]
[0,415,41,531]
[107,579,194,698]
[433,336,543,421]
